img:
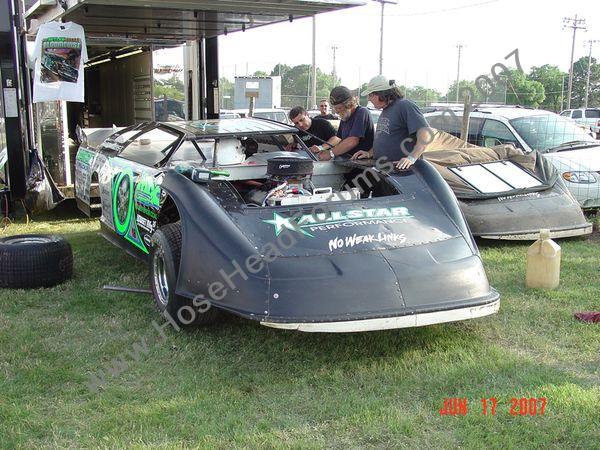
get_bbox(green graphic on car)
[111,166,162,254]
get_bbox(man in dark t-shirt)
[335,104,374,155]
[318,99,337,120]
[289,106,336,150]
[309,86,375,161]
[371,98,429,161]
[352,75,432,170]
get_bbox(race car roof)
[167,118,298,138]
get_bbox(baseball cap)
[361,75,395,96]
[329,86,353,105]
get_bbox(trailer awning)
[26,0,363,43]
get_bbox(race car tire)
[149,222,220,327]
[0,234,73,288]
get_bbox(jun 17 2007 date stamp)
[439,397,547,416]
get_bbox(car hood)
[544,147,600,171]
[231,196,463,258]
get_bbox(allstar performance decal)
[262,207,413,237]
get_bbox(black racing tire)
[0,234,73,288]
[149,222,220,327]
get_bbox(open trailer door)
[22,0,364,199]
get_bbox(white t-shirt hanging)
[32,21,88,103]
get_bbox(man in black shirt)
[288,106,336,152]
[318,99,337,120]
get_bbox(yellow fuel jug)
[526,229,561,289]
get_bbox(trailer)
[1,0,363,203]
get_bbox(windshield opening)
[509,114,596,152]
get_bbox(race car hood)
[165,164,496,324]
[230,194,462,258]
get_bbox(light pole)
[563,15,586,109]
[374,0,397,75]
[583,39,599,108]
[455,44,464,103]
[311,15,317,109]
[561,74,565,111]
[331,45,339,81]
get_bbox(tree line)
[213,57,599,112]
[444,56,598,111]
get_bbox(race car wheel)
[149,222,219,327]
[0,234,73,288]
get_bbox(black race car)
[75,118,499,332]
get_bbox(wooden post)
[162,94,168,121]
[460,92,471,145]
[248,96,255,117]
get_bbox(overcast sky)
[215,0,599,94]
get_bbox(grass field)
[0,205,598,448]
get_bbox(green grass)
[0,203,598,448]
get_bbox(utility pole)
[331,45,339,82]
[584,39,599,108]
[561,74,565,111]
[455,44,464,103]
[374,0,397,75]
[563,15,586,109]
[306,66,311,109]
[311,15,317,109]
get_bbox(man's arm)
[330,136,357,156]
[410,127,433,159]
[309,135,340,154]
[396,127,433,169]
[324,107,370,156]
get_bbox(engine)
[245,157,360,207]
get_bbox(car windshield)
[509,114,597,152]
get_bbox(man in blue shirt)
[352,75,432,170]
[310,86,374,161]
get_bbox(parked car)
[230,108,291,124]
[75,118,499,332]
[560,108,600,139]
[219,110,241,119]
[422,130,591,239]
[425,107,600,209]
[154,98,185,121]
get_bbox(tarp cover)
[423,130,558,199]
